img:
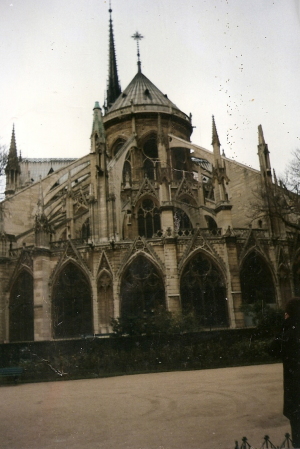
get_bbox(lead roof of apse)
[107,70,183,114]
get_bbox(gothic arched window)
[180,253,228,328]
[143,136,158,158]
[122,160,132,187]
[120,255,165,319]
[143,136,158,180]
[9,270,34,342]
[111,138,126,157]
[173,148,188,180]
[205,215,218,233]
[138,199,161,238]
[174,208,192,234]
[240,252,276,304]
[52,263,93,338]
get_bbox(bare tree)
[283,148,300,195]
[250,149,300,232]
[0,144,8,176]
[0,144,8,200]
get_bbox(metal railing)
[235,433,293,449]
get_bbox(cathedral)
[0,10,297,343]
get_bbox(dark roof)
[108,71,182,114]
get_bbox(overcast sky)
[1,0,300,175]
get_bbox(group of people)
[269,297,300,448]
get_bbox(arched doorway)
[120,255,165,319]
[180,252,228,328]
[9,270,34,342]
[240,252,276,305]
[52,262,93,338]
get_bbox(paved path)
[0,364,290,449]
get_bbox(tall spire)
[212,115,221,147]
[106,2,121,109]
[258,124,265,145]
[257,124,272,180]
[5,125,21,197]
[6,125,20,172]
[9,125,17,159]
[131,31,144,73]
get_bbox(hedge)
[0,328,280,384]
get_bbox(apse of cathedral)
[0,8,296,343]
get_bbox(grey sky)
[1,0,300,174]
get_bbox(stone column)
[33,248,52,340]
[224,235,244,328]
[163,239,181,312]
[0,259,11,342]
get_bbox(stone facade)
[0,15,299,343]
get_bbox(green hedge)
[0,328,280,384]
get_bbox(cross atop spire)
[106,2,121,109]
[131,31,144,73]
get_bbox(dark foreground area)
[0,329,278,384]
[0,364,289,449]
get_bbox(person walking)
[270,298,300,447]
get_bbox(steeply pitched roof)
[107,71,182,114]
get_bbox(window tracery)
[137,199,161,238]
[180,253,228,328]
[120,255,165,319]
[142,136,158,180]
[173,148,188,180]
[174,208,192,235]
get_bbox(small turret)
[212,115,221,150]
[211,116,229,192]
[5,125,21,197]
[257,124,272,183]
[90,102,106,155]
